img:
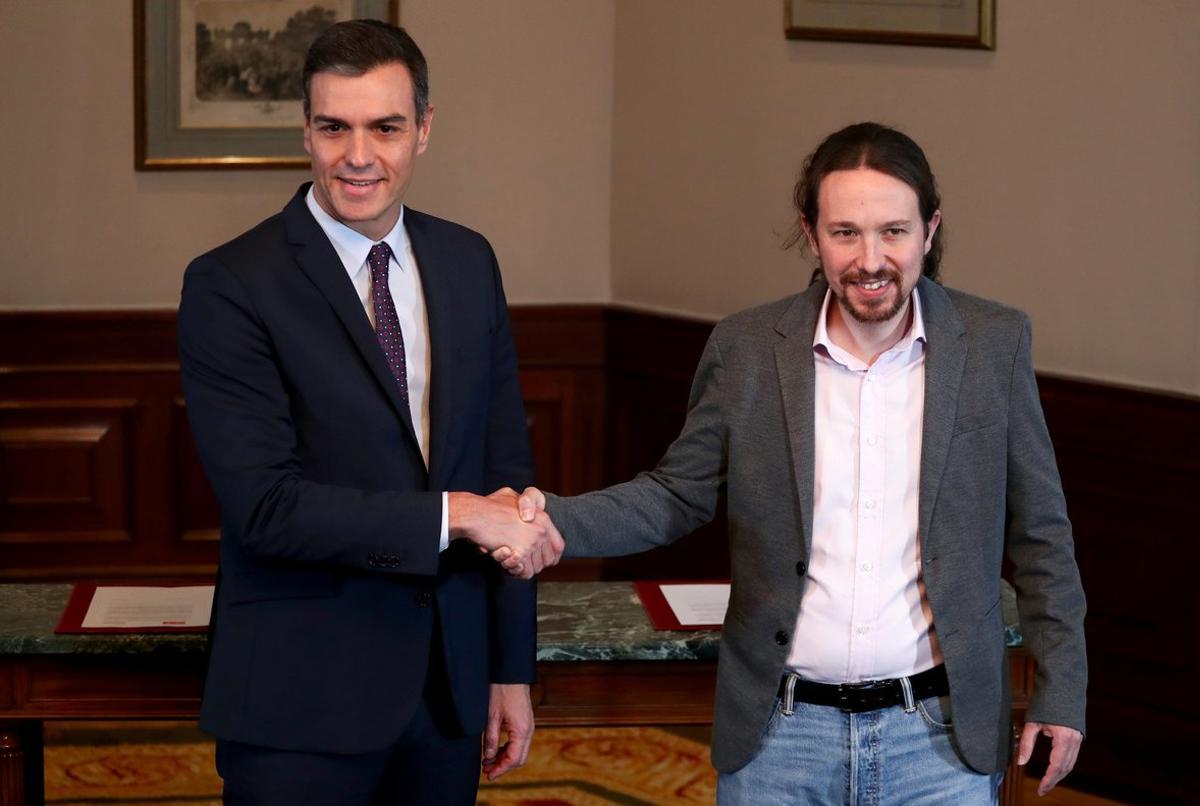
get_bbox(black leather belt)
[778,665,949,714]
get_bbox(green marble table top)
[0,581,1022,662]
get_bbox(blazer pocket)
[226,568,340,605]
[951,412,1003,436]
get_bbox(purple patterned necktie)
[367,242,409,403]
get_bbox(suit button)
[416,592,432,607]
[795,561,807,576]
[367,553,379,567]
[775,630,789,646]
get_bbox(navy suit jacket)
[178,184,535,754]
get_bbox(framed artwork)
[785,0,995,50]
[135,0,398,170]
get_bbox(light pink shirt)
[785,288,942,683]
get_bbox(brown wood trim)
[0,727,26,806]
[510,304,607,368]
[0,310,178,366]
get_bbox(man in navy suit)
[178,20,562,805]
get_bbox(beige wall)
[0,0,612,309]
[610,1,1200,394]
[1,1,1196,394]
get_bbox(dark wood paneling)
[599,308,727,580]
[0,400,135,544]
[0,308,614,582]
[1035,376,1199,799]
[0,311,178,366]
[0,308,1196,801]
[533,660,716,726]
[510,305,606,370]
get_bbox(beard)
[831,268,910,324]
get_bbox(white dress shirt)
[305,189,449,551]
[785,288,942,682]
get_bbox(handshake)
[448,487,558,579]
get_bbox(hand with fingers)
[486,486,551,574]
[481,683,534,780]
[1017,721,1083,796]
[448,489,563,578]
[516,486,546,523]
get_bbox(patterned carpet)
[43,722,716,805]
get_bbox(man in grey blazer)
[506,123,1086,803]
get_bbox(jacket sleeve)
[1004,315,1088,734]
[546,327,728,557]
[178,255,443,577]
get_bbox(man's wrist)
[445,491,476,542]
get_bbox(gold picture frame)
[135,0,398,170]
[786,0,995,50]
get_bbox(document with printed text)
[659,583,730,627]
[81,585,215,629]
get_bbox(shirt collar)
[813,286,927,367]
[304,186,410,279]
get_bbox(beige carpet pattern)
[43,722,715,805]
[41,721,1116,805]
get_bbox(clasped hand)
[447,487,560,579]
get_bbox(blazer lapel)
[773,282,826,557]
[404,210,455,490]
[283,187,420,446]
[916,277,968,551]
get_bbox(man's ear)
[416,103,434,155]
[924,210,942,254]
[801,216,818,252]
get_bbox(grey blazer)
[547,277,1086,774]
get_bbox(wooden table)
[0,582,1031,805]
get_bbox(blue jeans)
[717,693,1002,805]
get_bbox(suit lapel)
[916,277,968,551]
[404,210,455,490]
[283,187,420,447]
[773,282,826,557]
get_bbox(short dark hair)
[302,19,429,123]
[788,122,944,281]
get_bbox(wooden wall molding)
[0,307,1196,799]
[0,399,136,545]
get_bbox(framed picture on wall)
[785,0,995,50]
[135,0,398,170]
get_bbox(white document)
[81,586,215,629]
[660,583,730,626]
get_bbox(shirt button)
[866,435,878,446]
[856,625,870,635]
[864,499,875,510]
[795,560,807,576]
[416,592,432,608]
[861,562,872,573]
[774,630,789,646]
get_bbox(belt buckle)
[837,681,868,712]
[837,680,886,713]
